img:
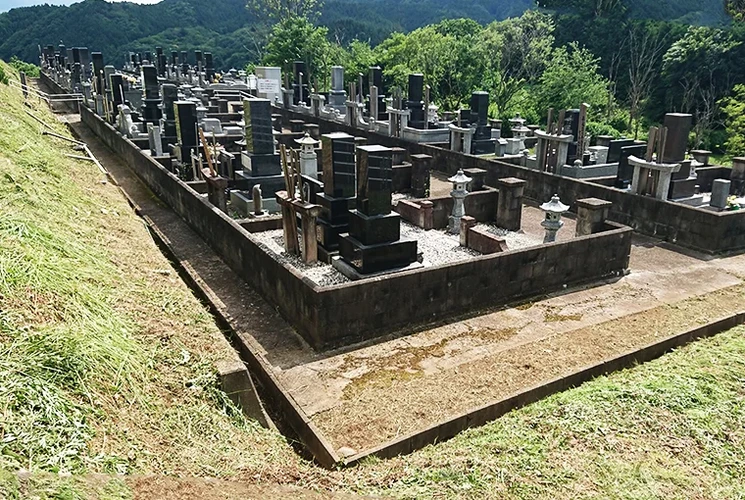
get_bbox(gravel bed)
[474,223,544,250]
[250,229,349,287]
[251,220,494,286]
[400,223,480,266]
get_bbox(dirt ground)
[66,111,745,459]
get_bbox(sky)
[1,0,162,12]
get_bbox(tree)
[535,0,626,18]
[726,0,745,21]
[262,16,335,88]
[625,23,667,138]
[247,0,322,21]
[534,42,610,118]
[373,20,485,111]
[663,27,741,147]
[720,84,745,156]
[476,11,555,117]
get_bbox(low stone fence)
[396,188,498,229]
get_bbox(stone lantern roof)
[295,132,319,147]
[540,194,570,214]
[448,169,472,185]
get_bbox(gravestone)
[174,101,198,171]
[108,73,125,121]
[292,61,310,106]
[317,132,356,256]
[181,50,189,77]
[616,144,647,189]
[161,84,178,149]
[711,179,731,209]
[662,113,692,163]
[337,145,418,276]
[205,52,215,81]
[470,92,495,155]
[328,66,346,114]
[231,99,284,211]
[369,66,387,120]
[406,73,426,130]
[140,65,162,125]
[607,139,635,163]
[91,52,104,93]
[79,48,90,81]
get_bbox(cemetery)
[34,43,745,467]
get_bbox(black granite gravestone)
[338,145,418,274]
[141,65,162,125]
[317,132,356,254]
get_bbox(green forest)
[3,0,744,156]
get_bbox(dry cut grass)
[0,62,303,491]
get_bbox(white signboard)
[257,79,280,94]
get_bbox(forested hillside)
[0,0,732,69]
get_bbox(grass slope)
[0,63,302,495]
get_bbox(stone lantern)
[540,194,570,243]
[448,169,472,234]
[295,133,320,179]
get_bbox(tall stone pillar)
[575,198,612,236]
[410,154,432,199]
[496,177,527,231]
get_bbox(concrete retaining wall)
[344,310,745,464]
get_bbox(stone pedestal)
[731,157,745,197]
[588,146,609,164]
[711,179,731,209]
[410,154,432,199]
[596,135,614,149]
[691,149,712,166]
[449,124,474,154]
[291,200,322,263]
[575,198,612,236]
[459,215,477,247]
[496,177,526,231]
[464,168,487,192]
[202,168,229,213]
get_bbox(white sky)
[1,0,162,12]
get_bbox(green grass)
[345,327,745,499]
[0,60,302,496]
[711,153,734,168]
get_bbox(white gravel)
[474,223,544,250]
[251,229,349,287]
[250,220,543,286]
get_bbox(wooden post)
[576,103,588,158]
[646,127,658,162]
[276,190,300,255]
[292,200,322,263]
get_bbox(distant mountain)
[0,0,731,69]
